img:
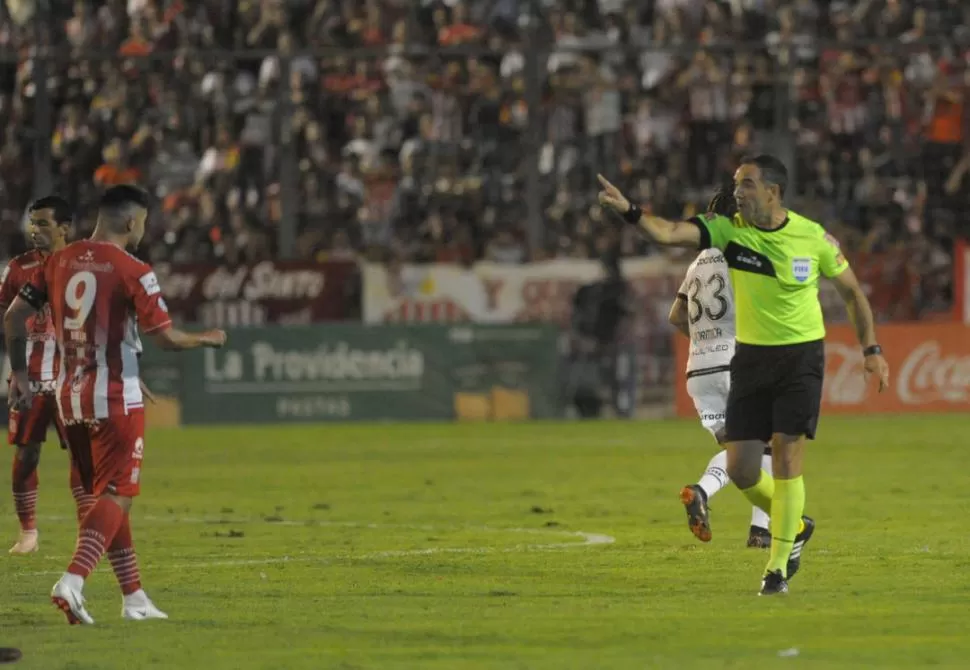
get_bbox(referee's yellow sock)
[739,470,774,515]
[766,476,805,577]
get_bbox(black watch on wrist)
[863,344,882,357]
[622,203,642,224]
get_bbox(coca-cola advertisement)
[674,323,970,416]
[154,260,360,328]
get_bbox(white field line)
[21,517,615,577]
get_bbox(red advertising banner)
[674,322,970,417]
[154,260,359,328]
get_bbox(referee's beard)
[739,200,771,228]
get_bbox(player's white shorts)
[686,370,730,439]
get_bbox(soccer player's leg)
[680,448,724,543]
[761,341,824,594]
[68,448,157,618]
[52,411,164,623]
[54,412,97,523]
[51,423,97,625]
[680,372,731,542]
[7,395,54,554]
[95,411,166,620]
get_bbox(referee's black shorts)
[724,340,825,443]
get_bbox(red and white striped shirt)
[20,240,172,424]
[0,250,59,393]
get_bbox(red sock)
[106,515,141,596]
[67,498,125,579]
[11,455,39,532]
[68,463,96,524]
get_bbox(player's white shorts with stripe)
[685,370,730,438]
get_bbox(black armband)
[686,216,713,250]
[623,204,642,224]
[8,336,28,373]
[863,344,883,357]
[18,283,46,310]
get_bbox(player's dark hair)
[707,186,737,217]
[99,184,151,212]
[28,195,73,226]
[739,154,788,199]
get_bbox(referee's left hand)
[864,353,890,393]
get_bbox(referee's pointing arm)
[597,171,889,394]
[597,174,703,248]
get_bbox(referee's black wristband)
[622,204,642,225]
[863,345,883,357]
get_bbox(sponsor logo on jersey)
[737,251,763,268]
[792,257,812,282]
[695,254,726,266]
[139,272,162,296]
[723,242,777,278]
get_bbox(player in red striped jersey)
[2,196,163,613]
[1,197,73,554]
[5,185,227,625]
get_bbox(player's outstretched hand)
[202,329,228,348]
[864,352,890,393]
[597,174,631,216]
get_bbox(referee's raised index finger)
[597,174,614,190]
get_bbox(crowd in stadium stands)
[0,0,966,318]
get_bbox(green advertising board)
[179,324,561,424]
[139,340,182,398]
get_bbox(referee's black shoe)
[679,485,712,543]
[759,570,788,596]
[786,516,815,580]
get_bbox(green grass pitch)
[2,416,969,669]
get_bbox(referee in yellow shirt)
[598,155,890,595]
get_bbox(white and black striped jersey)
[677,249,736,376]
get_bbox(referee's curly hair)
[708,186,737,217]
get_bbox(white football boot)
[122,589,169,620]
[51,573,95,625]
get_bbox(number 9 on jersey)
[64,271,97,331]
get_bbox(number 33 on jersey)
[678,248,736,375]
[18,240,172,423]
